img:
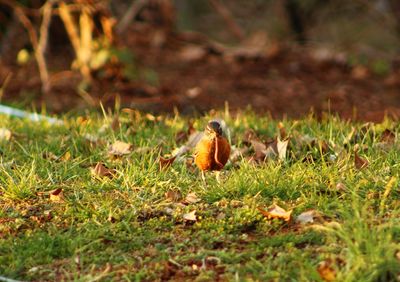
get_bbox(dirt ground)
[2,25,400,122]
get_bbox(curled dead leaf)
[258,204,292,222]
[49,188,65,203]
[251,137,288,162]
[171,131,204,158]
[108,140,133,156]
[296,210,320,224]
[229,146,250,164]
[175,121,196,143]
[184,192,201,204]
[110,115,120,131]
[159,156,176,170]
[380,129,395,144]
[60,151,71,161]
[183,210,197,221]
[165,190,182,202]
[335,182,347,192]
[278,122,287,139]
[91,162,115,178]
[354,151,368,169]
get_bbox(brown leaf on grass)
[83,133,104,148]
[355,151,369,169]
[229,146,250,164]
[42,151,59,161]
[278,122,287,139]
[375,129,397,151]
[317,260,336,281]
[183,210,197,221]
[258,204,292,222]
[251,138,289,162]
[296,210,320,224]
[159,156,176,170]
[184,192,201,204]
[0,128,12,141]
[110,114,120,131]
[91,162,114,178]
[251,139,268,162]
[380,129,395,144]
[171,131,204,158]
[49,188,65,203]
[60,151,71,161]
[335,182,347,192]
[175,121,196,144]
[243,129,258,145]
[165,190,182,202]
[108,140,133,156]
[276,138,289,160]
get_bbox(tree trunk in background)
[388,0,400,43]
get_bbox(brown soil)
[2,25,400,122]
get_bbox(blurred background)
[1,0,400,120]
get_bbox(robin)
[194,120,231,182]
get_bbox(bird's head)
[206,120,223,137]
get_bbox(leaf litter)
[258,204,292,222]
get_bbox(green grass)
[1,110,400,281]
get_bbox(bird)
[194,120,231,183]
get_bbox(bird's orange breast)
[195,136,230,171]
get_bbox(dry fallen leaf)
[354,151,368,169]
[0,128,12,141]
[380,129,395,144]
[49,188,65,203]
[184,192,201,204]
[42,151,59,161]
[296,210,319,224]
[258,204,292,222]
[276,138,289,160]
[165,190,182,202]
[229,146,250,164]
[108,140,133,156]
[159,156,176,170]
[317,260,336,281]
[175,121,196,143]
[183,210,197,221]
[278,122,287,139]
[91,162,114,178]
[251,137,289,162]
[110,114,120,131]
[60,151,71,161]
[335,182,347,192]
[171,131,204,158]
[251,139,267,162]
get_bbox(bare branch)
[116,0,148,35]
[209,0,244,41]
[13,2,52,94]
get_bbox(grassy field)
[0,109,400,281]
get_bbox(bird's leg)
[201,170,207,185]
[215,171,221,184]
